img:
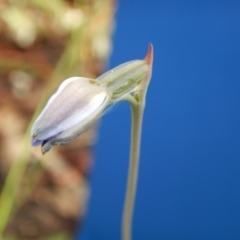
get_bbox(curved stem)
[121,43,153,240]
[122,95,138,107]
[122,100,145,240]
[0,137,31,238]
[0,22,86,238]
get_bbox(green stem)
[0,136,31,238]
[0,23,85,238]
[122,98,145,240]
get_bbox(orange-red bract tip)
[144,43,154,66]
[143,43,153,82]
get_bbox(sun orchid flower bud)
[31,47,152,154]
[31,77,111,154]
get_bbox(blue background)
[77,1,240,239]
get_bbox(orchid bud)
[98,60,148,100]
[31,77,111,154]
[31,50,151,154]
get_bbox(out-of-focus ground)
[0,0,115,239]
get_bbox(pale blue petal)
[31,138,42,146]
[31,77,110,142]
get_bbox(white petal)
[31,77,111,141]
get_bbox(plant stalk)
[122,43,153,240]
[122,99,145,240]
[0,22,86,238]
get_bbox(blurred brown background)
[0,0,115,239]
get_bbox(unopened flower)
[31,51,150,154]
[31,77,111,154]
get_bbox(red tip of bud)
[143,43,154,83]
[144,43,154,66]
